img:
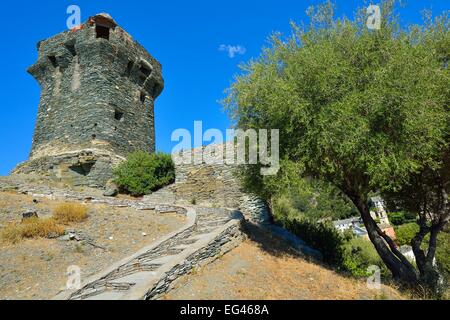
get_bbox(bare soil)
[0,191,186,300]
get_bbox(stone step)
[197,219,231,227]
[173,244,190,250]
[105,263,162,281]
[143,255,179,265]
[108,271,157,285]
[194,226,219,234]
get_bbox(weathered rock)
[68,233,77,241]
[103,180,119,197]
[59,234,71,241]
[22,211,38,220]
[48,232,61,239]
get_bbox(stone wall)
[146,143,272,225]
[13,149,123,187]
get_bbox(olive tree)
[223,0,449,292]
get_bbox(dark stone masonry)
[13,13,164,187]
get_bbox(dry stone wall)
[146,144,272,225]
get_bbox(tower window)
[69,162,95,176]
[95,25,110,40]
[65,43,77,56]
[140,92,146,103]
[139,64,152,77]
[48,55,58,68]
[152,83,162,98]
[126,61,134,77]
[114,110,124,122]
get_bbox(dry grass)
[1,218,65,244]
[52,202,88,224]
[0,202,88,244]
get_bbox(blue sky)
[0,0,447,175]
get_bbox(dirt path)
[164,225,404,300]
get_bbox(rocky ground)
[0,191,186,300]
[164,225,404,300]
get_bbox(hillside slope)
[164,225,404,300]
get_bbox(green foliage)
[395,223,420,246]
[388,211,417,226]
[280,217,345,266]
[224,2,449,195]
[273,194,391,278]
[243,159,356,222]
[272,187,346,267]
[113,152,175,196]
[435,231,450,280]
[342,237,389,278]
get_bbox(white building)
[370,196,390,225]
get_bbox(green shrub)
[272,195,301,221]
[113,152,175,196]
[342,237,389,278]
[281,217,345,266]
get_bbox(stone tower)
[13,13,164,187]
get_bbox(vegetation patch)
[1,217,64,244]
[53,202,88,224]
[113,151,175,196]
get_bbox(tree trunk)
[419,225,443,294]
[352,195,419,285]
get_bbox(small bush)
[273,195,300,220]
[113,152,175,196]
[1,218,64,244]
[53,203,88,224]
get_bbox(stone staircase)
[54,206,244,300]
